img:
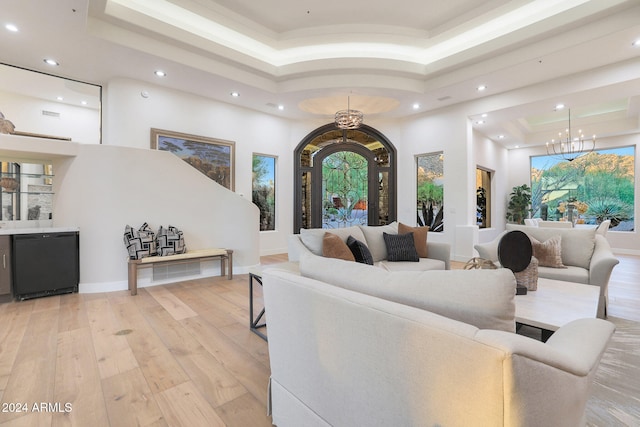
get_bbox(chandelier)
[335,97,363,130]
[545,108,596,162]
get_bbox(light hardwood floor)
[0,252,637,426]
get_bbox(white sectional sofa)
[474,224,619,318]
[263,254,615,427]
[287,222,451,271]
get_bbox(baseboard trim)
[79,266,250,294]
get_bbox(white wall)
[507,134,639,254]
[473,130,510,245]
[103,78,295,256]
[399,106,473,260]
[0,90,100,143]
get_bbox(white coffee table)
[515,277,599,341]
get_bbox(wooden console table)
[128,248,233,295]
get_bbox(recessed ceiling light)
[481,113,488,118]
[632,39,640,47]
[81,100,88,105]
[412,103,420,110]
[278,105,284,110]
[56,96,63,101]
[43,58,59,66]
[515,145,520,149]
[476,120,485,125]
[477,85,487,91]
[498,135,505,139]
[230,92,240,97]
[154,70,166,77]
[5,24,18,32]
[555,103,565,110]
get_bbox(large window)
[252,154,276,231]
[530,147,635,231]
[416,152,444,232]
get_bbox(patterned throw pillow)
[347,235,374,265]
[531,235,566,268]
[383,232,419,262]
[123,222,157,260]
[156,225,187,256]
[322,232,355,261]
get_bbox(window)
[530,147,635,231]
[476,167,492,228]
[416,152,444,232]
[252,154,276,231]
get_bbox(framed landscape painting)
[151,128,235,190]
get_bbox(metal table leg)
[249,272,267,341]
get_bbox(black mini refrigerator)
[12,231,79,300]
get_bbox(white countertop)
[0,227,79,235]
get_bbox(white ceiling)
[1,0,640,149]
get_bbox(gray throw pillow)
[383,232,419,262]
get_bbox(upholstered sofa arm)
[476,317,613,427]
[589,235,620,287]
[473,231,506,262]
[544,318,615,375]
[476,318,614,377]
[426,242,451,270]
[287,235,309,262]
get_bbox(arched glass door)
[294,124,396,231]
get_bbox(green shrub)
[587,198,633,226]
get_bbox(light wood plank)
[0,302,33,398]
[0,412,52,426]
[85,297,139,379]
[141,305,248,408]
[180,316,271,407]
[31,295,60,312]
[57,293,89,333]
[154,381,226,427]
[101,368,167,427]
[145,286,197,321]
[215,392,274,427]
[110,300,190,393]
[0,308,58,424]
[52,327,109,427]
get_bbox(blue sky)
[255,155,275,186]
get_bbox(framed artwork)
[151,128,235,190]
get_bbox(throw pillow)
[530,235,566,268]
[322,232,355,262]
[156,225,187,256]
[383,232,419,262]
[398,222,429,258]
[123,222,157,260]
[347,235,374,265]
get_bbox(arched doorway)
[294,124,397,231]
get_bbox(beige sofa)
[288,222,451,271]
[474,224,619,318]
[263,254,615,427]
